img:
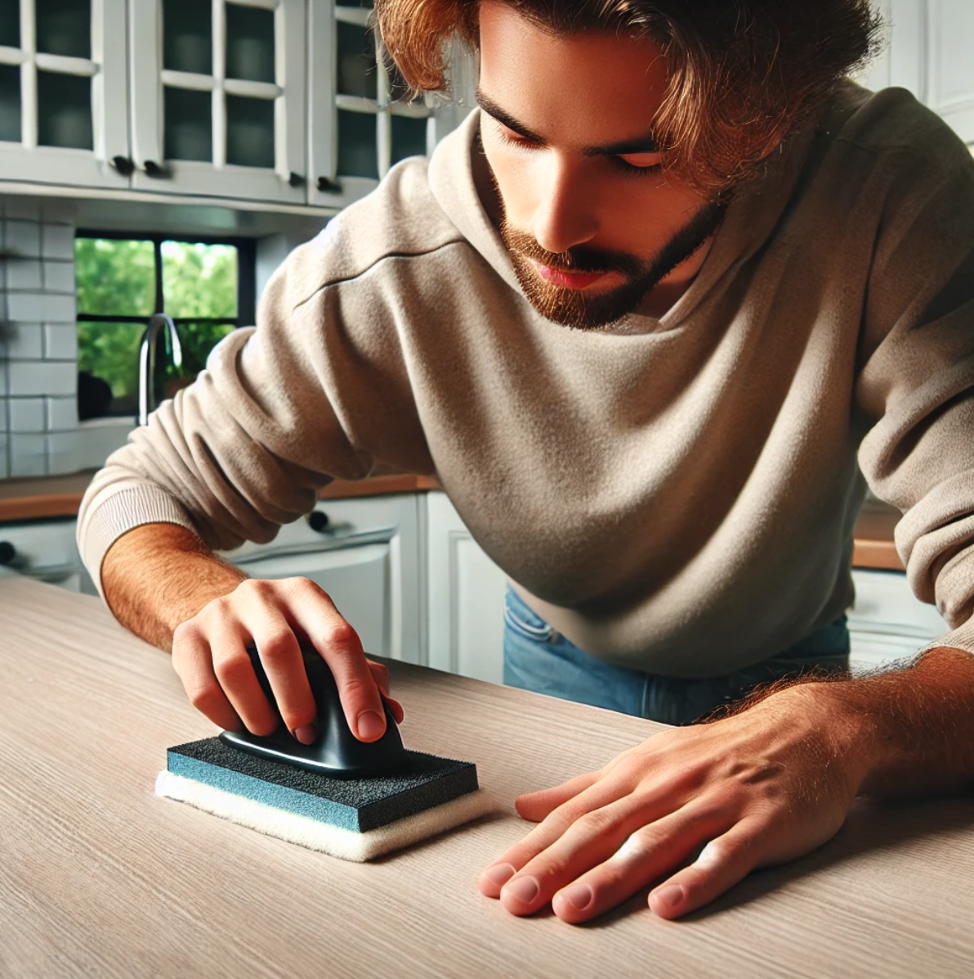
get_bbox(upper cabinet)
[0,0,475,208]
[0,0,131,188]
[859,0,974,145]
[129,0,308,205]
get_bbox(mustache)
[499,224,645,279]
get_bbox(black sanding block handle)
[219,642,411,779]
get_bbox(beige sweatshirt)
[77,80,974,678]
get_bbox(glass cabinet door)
[308,0,440,209]
[0,0,130,189]
[129,0,307,204]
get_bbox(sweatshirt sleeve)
[76,223,430,599]
[855,134,974,655]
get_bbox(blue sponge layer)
[167,737,480,833]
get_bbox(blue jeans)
[503,586,850,726]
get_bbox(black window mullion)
[154,239,165,314]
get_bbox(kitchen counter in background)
[0,471,904,570]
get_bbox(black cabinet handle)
[110,155,135,176]
[306,511,330,533]
[288,172,305,187]
[0,542,16,566]
[143,160,169,178]
[316,176,341,194]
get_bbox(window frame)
[75,229,257,417]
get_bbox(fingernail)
[559,883,593,912]
[483,863,516,887]
[356,710,385,740]
[292,723,317,745]
[504,875,539,904]
[654,884,684,910]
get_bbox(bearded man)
[78,0,974,922]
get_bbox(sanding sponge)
[155,736,495,861]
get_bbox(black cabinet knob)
[316,176,341,194]
[110,155,135,176]
[306,511,330,533]
[143,160,168,177]
[288,171,305,187]
[0,542,16,566]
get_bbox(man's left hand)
[478,683,871,922]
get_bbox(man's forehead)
[477,1,668,152]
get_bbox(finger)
[382,693,405,725]
[367,659,391,697]
[171,623,242,732]
[281,578,387,742]
[479,775,630,898]
[550,804,737,924]
[647,817,769,920]
[209,616,288,738]
[235,593,318,741]
[515,769,603,822]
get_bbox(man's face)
[477,1,724,329]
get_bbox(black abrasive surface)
[167,737,479,833]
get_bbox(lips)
[535,263,609,290]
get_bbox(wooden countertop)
[0,471,904,570]
[3,575,974,978]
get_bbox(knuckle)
[257,631,298,663]
[574,808,617,837]
[320,621,361,651]
[188,682,224,712]
[212,651,253,683]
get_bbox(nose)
[531,155,598,256]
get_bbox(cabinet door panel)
[129,0,308,203]
[0,0,131,189]
[229,542,392,658]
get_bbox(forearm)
[101,523,248,652]
[787,647,974,798]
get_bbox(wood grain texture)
[2,575,973,979]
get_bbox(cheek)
[481,134,539,223]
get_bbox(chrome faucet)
[138,313,183,426]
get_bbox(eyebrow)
[475,88,658,156]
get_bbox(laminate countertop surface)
[4,575,973,979]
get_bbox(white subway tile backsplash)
[7,258,43,291]
[43,260,75,293]
[3,219,42,257]
[3,198,42,222]
[46,396,78,431]
[47,431,83,475]
[8,397,45,433]
[0,434,8,479]
[44,293,76,322]
[42,223,75,260]
[8,360,75,397]
[6,292,46,322]
[4,323,43,359]
[10,433,47,477]
[43,323,78,360]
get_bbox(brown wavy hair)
[372,0,882,196]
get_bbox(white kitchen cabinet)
[306,1,475,209]
[129,0,309,205]
[857,0,974,145]
[848,567,949,670]
[218,492,425,664]
[0,516,95,593]
[425,491,508,684]
[0,0,131,189]
[0,0,474,208]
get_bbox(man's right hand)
[172,576,404,745]
[99,523,403,745]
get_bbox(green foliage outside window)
[75,237,239,413]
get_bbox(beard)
[493,177,728,331]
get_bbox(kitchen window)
[75,231,256,419]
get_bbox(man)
[78,0,974,924]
